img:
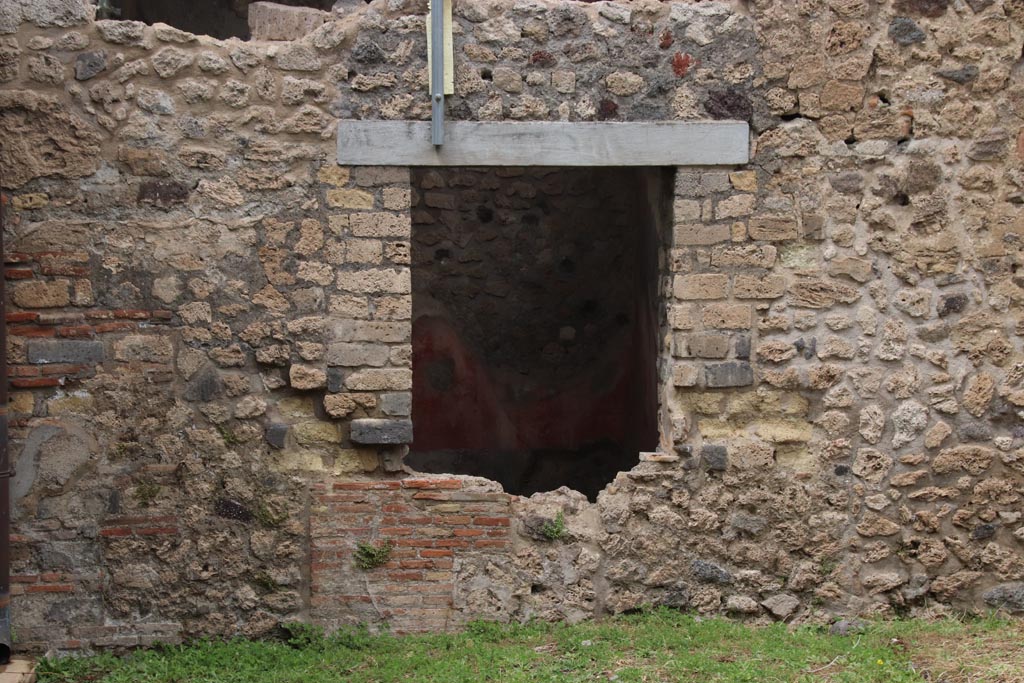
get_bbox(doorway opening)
[96,0,339,40]
[406,166,670,500]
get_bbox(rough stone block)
[293,420,341,444]
[688,333,730,359]
[889,17,926,45]
[350,418,413,445]
[729,171,757,191]
[673,222,730,246]
[265,423,289,449]
[702,303,752,330]
[184,366,223,402]
[336,267,410,294]
[248,2,329,41]
[290,364,327,390]
[12,280,70,308]
[380,391,412,417]
[70,50,103,78]
[329,319,411,343]
[326,367,345,393]
[382,187,411,211]
[734,334,751,360]
[26,339,104,364]
[274,44,322,71]
[715,194,755,219]
[673,274,729,300]
[673,362,700,387]
[326,188,374,210]
[692,557,733,581]
[711,245,777,268]
[668,304,696,330]
[705,361,754,387]
[983,583,1024,613]
[349,212,411,238]
[701,445,728,471]
[748,215,799,241]
[673,198,701,221]
[95,19,146,45]
[114,335,174,363]
[733,275,786,299]
[345,368,412,391]
[325,342,390,367]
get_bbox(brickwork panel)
[310,476,512,633]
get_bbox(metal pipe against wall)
[429,0,444,146]
[0,161,13,663]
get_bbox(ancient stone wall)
[1,0,1024,654]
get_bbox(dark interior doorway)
[406,166,669,500]
[98,0,338,40]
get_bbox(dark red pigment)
[672,52,694,78]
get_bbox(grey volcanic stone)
[889,17,926,45]
[265,424,289,449]
[971,523,997,541]
[936,65,979,84]
[829,619,867,636]
[729,512,766,536]
[734,335,751,360]
[380,392,411,417]
[968,129,1009,161]
[894,0,948,18]
[692,559,732,584]
[937,292,968,317]
[214,498,254,522]
[184,366,223,402]
[761,593,800,619]
[705,362,753,388]
[350,418,413,445]
[26,340,104,364]
[702,445,727,471]
[74,51,107,81]
[829,171,864,194]
[983,583,1024,612]
[704,87,752,121]
[326,368,345,393]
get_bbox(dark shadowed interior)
[407,167,669,500]
[99,0,339,39]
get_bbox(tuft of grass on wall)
[353,539,393,570]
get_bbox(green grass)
[36,609,1024,683]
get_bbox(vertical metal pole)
[429,0,445,146]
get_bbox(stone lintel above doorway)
[336,120,749,167]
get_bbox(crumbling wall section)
[1,0,1023,654]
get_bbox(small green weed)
[132,480,161,507]
[283,622,328,650]
[354,539,393,570]
[541,511,566,541]
[251,571,279,593]
[253,502,288,528]
[217,425,240,446]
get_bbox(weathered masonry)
[2,0,1024,654]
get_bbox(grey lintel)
[336,120,749,167]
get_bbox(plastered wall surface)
[1,0,1024,653]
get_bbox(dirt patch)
[904,622,1024,683]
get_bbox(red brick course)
[311,476,512,633]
